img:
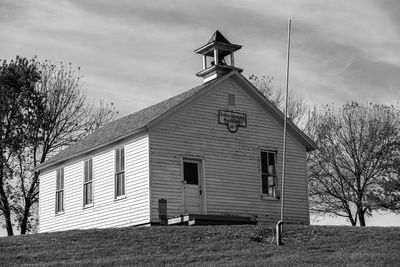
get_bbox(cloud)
[2,0,400,116]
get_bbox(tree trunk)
[20,199,31,235]
[358,213,366,227]
[0,166,13,236]
[358,207,366,227]
[4,210,14,236]
[345,208,357,226]
[0,189,14,236]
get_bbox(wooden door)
[183,159,202,214]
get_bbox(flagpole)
[277,17,291,246]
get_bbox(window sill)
[260,195,280,201]
[114,195,127,201]
[83,203,94,209]
[55,211,65,216]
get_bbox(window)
[115,147,125,198]
[228,93,236,106]
[55,168,64,214]
[261,151,277,198]
[183,161,199,185]
[83,159,93,206]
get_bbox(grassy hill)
[0,224,399,266]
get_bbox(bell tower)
[194,30,243,83]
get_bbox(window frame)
[260,150,278,199]
[83,158,94,208]
[55,168,64,214]
[114,147,126,199]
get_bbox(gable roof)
[36,71,316,171]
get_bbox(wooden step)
[167,214,257,226]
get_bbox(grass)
[0,224,399,266]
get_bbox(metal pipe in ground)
[276,220,284,245]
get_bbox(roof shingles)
[39,82,209,169]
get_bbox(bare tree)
[1,60,117,235]
[308,102,400,226]
[249,74,311,129]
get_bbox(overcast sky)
[1,0,400,231]
[2,0,400,116]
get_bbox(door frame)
[180,156,207,214]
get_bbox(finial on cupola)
[194,30,243,83]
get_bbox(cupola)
[194,30,243,83]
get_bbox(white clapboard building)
[37,31,316,232]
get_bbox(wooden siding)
[39,133,150,232]
[149,77,309,224]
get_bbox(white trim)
[259,149,279,199]
[181,156,206,214]
[55,168,64,215]
[201,159,207,214]
[204,73,218,83]
[147,131,152,222]
[82,158,94,208]
[114,146,126,199]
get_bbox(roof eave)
[34,126,148,172]
[231,73,318,152]
[194,42,242,55]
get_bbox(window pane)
[56,168,64,190]
[268,176,275,186]
[56,191,64,212]
[115,148,125,172]
[268,152,276,175]
[88,183,92,204]
[84,183,93,205]
[261,152,268,174]
[115,149,120,172]
[60,169,64,189]
[56,170,60,189]
[56,169,64,190]
[262,175,268,194]
[56,193,59,212]
[121,173,125,195]
[84,161,89,182]
[116,174,120,196]
[116,173,125,197]
[85,184,89,205]
[56,192,59,212]
[120,148,125,171]
[84,184,87,205]
[269,186,273,196]
[184,162,199,185]
[60,191,64,212]
[89,159,93,181]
